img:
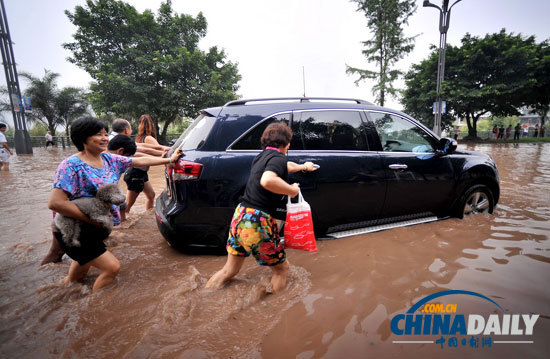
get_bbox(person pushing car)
[206,122,318,293]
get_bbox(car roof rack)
[224,97,373,106]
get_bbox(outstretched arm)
[130,148,182,167]
[135,144,166,157]
[287,161,318,173]
[137,142,170,153]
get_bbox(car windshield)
[172,113,217,150]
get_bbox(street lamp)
[423,0,463,137]
[0,0,33,154]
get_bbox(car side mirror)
[436,137,457,156]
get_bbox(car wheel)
[455,184,494,219]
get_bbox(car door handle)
[389,164,408,170]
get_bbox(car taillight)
[169,159,203,181]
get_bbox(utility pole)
[0,0,32,154]
[423,0,463,137]
[302,66,306,97]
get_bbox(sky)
[1,0,549,127]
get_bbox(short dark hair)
[108,134,137,156]
[70,117,108,151]
[261,122,293,149]
[0,123,6,129]
[112,118,130,133]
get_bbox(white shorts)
[0,148,10,163]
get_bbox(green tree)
[56,87,90,136]
[402,30,542,138]
[18,70,89,136]
[346,0,417,106]
[28,122,49,136]
[19,70,63,135]
[64,0,240,143]
[528,39,550,127]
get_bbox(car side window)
[370,112,435,153]
[292,111,366,151]
[231,113,291,150]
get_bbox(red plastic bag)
[284,190,317,252]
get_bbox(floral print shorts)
[226,204,286,266]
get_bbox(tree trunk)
[539,107,548,128]
[465,114,473,137]
[158,111,179,145]
[149,113,165,145]
[471,115,479,138]
[65,118,70,136]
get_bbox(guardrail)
[453,129,547,140]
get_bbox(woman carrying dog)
[47,117,182,292]
[124,114,169,213]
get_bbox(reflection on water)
[1,144,549,358]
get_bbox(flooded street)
[1,143,549,358]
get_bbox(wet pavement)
[0,143,549,358]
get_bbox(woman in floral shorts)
[206,122,317,293]
[226,205,285,266]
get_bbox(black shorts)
[54,223,110,265]
[123,168,149,193]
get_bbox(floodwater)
[1,143,549,359]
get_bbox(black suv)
[155,97,499,250]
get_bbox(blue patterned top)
[52,152,132,225]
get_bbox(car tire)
[454,184,494,219]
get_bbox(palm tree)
[17,70,90,136]
[19,70,62,135]
[56,87,90,136]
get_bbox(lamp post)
[0,0,33,154]
[423,0,463,137]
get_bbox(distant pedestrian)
[454,126,460,140]
[0,123,13,171]
[540,124,546,138]
[497,125,505,140]
[505,125,512,139]
[534,124,539,137]
[523,125,529,137]
[492,125,498,140]
[514,123,521,140]
[45,131,55,148]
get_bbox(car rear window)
[172,113,217,151]
[230,113,291,150]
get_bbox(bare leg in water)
[41,236,65,265]
[205,254,245,289]
[64,251,120,292]
[268,260,290,293]
[125,181,155,213]
[206,254,290,293]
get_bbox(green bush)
[28,123,49,136]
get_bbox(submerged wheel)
[455,184,494,219]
